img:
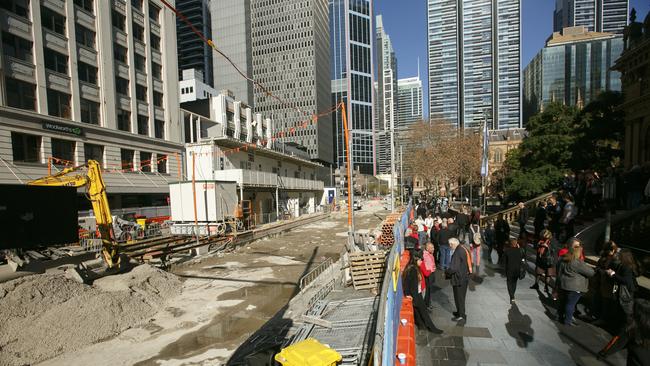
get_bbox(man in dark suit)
[436,221,453,270]
[446,238,470,322]
[517,202,529,238]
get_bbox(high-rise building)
[330,0,374,174]
[554,0,628,35]
[251,0,332,165]
[375,14,397,175]
[176,0,213,86]
[427,0,521,130]
[211,0,254,106]
[524,26,623,122]
[397,76,423,129]
[0,0,182,208]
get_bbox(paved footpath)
[416,251,627,366]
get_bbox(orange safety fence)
[395,296,416,365]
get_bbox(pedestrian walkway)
[416,252,627,366]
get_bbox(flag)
[481,122,489,177]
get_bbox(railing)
[480,192,555,226]
[604,204,650,276]
[213,169,324,190]
[79,205,170,219]
[299,257,334,290]
[278,176,324,190]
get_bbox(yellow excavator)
[27,160,124,281]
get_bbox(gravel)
[0,265,182,366]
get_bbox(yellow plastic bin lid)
[274,338,342,366]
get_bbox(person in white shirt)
[415,216,427,247]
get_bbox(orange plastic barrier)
[400,250,410,271]
[395,296,416,365]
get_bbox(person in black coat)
[494,214,510,263]
[436,222,453,270]
[533,201,548,239]
[606,249,640,327]
[446,238,470,321]
[503,239,524,303]
[455,209,469,244]
[403,250,443,334]
[517,202,529,239]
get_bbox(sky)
[373,0,650,117]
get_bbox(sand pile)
[0,265,182,366]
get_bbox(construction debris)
[0,264,181,366]
[374,212,402,246]
[348,250,387,290]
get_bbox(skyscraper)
[211,0,254,106]
[251,0,332,165]
[427,0,521,130]
[375,14,397,176]
[397,77,423,129]
[330,0,375,174]
[554,0,628,35]
[176,0,213,86]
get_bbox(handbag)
[617,284,634,315]
[519,249,527,280]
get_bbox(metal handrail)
[299,257,333,290]
[480,191,555,226]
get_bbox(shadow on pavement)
[505,304,534,348]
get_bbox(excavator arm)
[27,160,120,268]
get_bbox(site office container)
[169,180,238,235]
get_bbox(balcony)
[212,169,324,191]
[279,176,324,191]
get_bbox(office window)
[153,91,163,107]
[134,53,146,72]
[47,89,71,118]
[133,23,144,42]
[151,62,162,79]
[117,109,131,131]
[131,0,143,11]
[84,143,103,165]
[78,62,97,84]
[154,119,164,139]
[51,138,75,164]
[75,24,95,48]
[150,33,160,51]
[11,132,40,163]
[112,10,126,31]
[136,84,147,102]
[140,151,151,172]
[79,98,99,125]
[5,77,36,110]
[115,76,129,95]
[157,154,167,173]
[73,0,93,13]
[120,149,134,171]
[41,7,66,35]
[113,43,127,63]
[0,0,29,17]
[44,48,68,74]
[149,2,160,23]
[137,115,148,135]
[2,32,32,62]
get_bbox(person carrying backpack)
[531,229,555,293]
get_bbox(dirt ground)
[38,200,388,366]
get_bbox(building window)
[117,109,131,131]
[0,0,29,17]
[140,151,151,172]
[5,77,36,110]
[120,149,134,171]
[115,76,129,95]
[41,6,66,35]
[47,89,71,118]
[154,119,164,139]
[80,98,99,125]
[75,24,95,49]
[44,48,68,74]
[153,91,163,107]
[73,0,93,13]
[51,138,75,164]
[131,0,143,11]
[135,84,147,102]
[11,132,40,163]
[84,143,103,166]
[134,53,146,72]
[113,43,127,63]
[137,115,148,135]
[132,23,144,42]
[112,10,126,31]
[78,62,97,84]
[494,149,503,163]
[150,33,160,51]
[151,62,162,79]
[149,2,160,23]
[157,154,167,173]
[2,32,32,62]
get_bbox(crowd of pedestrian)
[400,196,649,365]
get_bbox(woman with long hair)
[592,241,619,324]
[503,239,524,303]
[531,230,555,293]
[607,248,640,326]
[403,250,443,334]
[556,245,595,325]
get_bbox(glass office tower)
[554,0,628,35]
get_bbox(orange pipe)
[341,102,353,228]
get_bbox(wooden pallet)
[349,250,387,290]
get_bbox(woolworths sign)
[42,121,84,137]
